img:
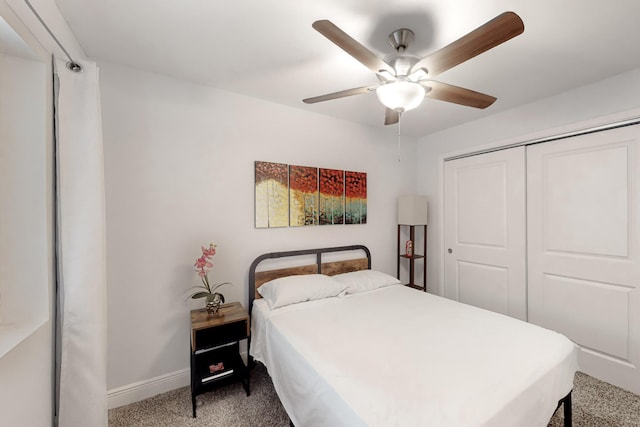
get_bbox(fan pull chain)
[397,111,402,162]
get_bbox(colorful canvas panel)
[319,168,345,225]
[345,171,367,224]
[289,165,318,226]
[255,161,289,228]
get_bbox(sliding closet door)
[444,147,527,320]
[527,125,640,394]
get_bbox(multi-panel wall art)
[319,168,344,225]
[255,161,289,228]
[345,171,367,225]
[255,161,367,228]
[290,165,318,226]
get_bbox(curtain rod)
[24,0,82,72]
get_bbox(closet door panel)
[542,145,629,257]
[457,261,508,314]
[444,147,526,320]
[527,125,640,394]
[541,274,631,360]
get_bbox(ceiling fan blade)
[313,20,396,75]
[423,81,496,109]
[412,11,524,77]
[303,85,377,104]
[384,108,400,125]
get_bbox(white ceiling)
[55,0,640,138]
[0,16,37,59]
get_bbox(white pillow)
[332,269,401,294]
[257,274,347,309]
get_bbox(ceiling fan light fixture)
[306,13,524,124]
[376,81,425,112]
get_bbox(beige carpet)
[109,364,640,426]
[109,363,289,426]
[548,372,640,427]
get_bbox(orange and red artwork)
[345,171,367,224]
[289,165,318,226]
[319,168,344,225]
[255,161,289,228]
[256,161,366,227]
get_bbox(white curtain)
[54,57,107,427]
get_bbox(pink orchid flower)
[202,244,216,258]
[194,256,208,269]
[189,243,230,302]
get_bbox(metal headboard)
[248,244,371,314]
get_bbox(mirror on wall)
[0,14,49,358]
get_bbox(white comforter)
[251,285,577,427]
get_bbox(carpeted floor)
[109,363,290,427]
[547,371,640,427]
[109,364,640,426]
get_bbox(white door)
[527,125,640,394]
[444,147,527,320]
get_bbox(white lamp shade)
[398,195,428,225]
[376,81,425,112]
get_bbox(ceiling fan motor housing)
[387,55,420,78]
[388,28,415,52]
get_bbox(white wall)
[0,6,53,427]
[99,61,418,402]
[0,52,48,330]
[416,68,640,296]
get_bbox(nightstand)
[190,302,250,418]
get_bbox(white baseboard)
[107,351,249,409]
[107,368,190,409]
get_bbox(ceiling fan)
[303,12,524,125]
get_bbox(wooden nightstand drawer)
[193,319,248,351]
[191,302,250,351]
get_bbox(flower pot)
[205,293,224,315]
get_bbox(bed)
[248,245,577,427]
